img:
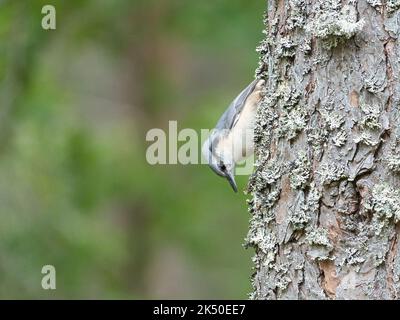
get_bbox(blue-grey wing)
[215,79,259,130]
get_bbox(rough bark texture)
[247,0,400,299]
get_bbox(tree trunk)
[247,0,400,299]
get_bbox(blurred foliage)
[0,0,265,298]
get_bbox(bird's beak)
[226,172,238,193]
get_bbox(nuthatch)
[202,78,265,192]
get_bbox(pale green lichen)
[263,189,281,209]
[344,247,366,266]
[354,102,382,146]
[300,38,312,55]
[250,256,261,277]
[387,0,400,13]
[260,160,282,185]
[251,188,281,223]
[306,227,333,260]
[307,183,322,213]
[332,129,348,147]
[307,127,329,156]
[306,227,331,247]
[255,106,277,139]
[246,229,277,269]
[321,109,345,131]
[341,214,359,232]
[360,103,381,130]
[276,37,297,58]
[254,101,277,158]
[277,107,308,140]
[273,263,292,290]
[306,2,364,49]
[289,152,311,189]
[364,75,386,93]
[354,131,379,146]
[366,0,382,9]
[387,154,400,173]
[276,84,301,110]
[286,0,306,30]
[274,84,307,140]
[312,52,331,66]
[258,232,277,256]
[289,200,310,230]
[255,13,271,78]
[336,227,369,270]
[317,161,348,184]
[365,184,400,235]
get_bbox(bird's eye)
[219,164,226,172]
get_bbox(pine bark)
[247,0,400,299]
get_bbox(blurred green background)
[0,0,264,299]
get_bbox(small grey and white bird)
[202,78,265,192]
